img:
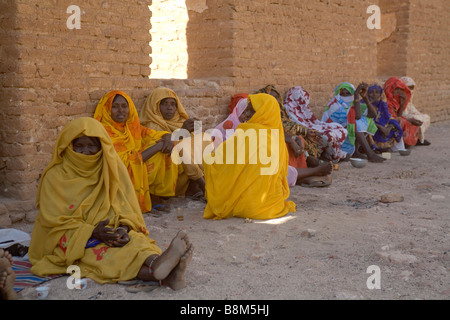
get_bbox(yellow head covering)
[94,90,180,212]
[139,87,189,132]
[203,93,296,220]
[29,117,155,278]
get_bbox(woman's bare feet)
[0,250,17,300]
[367,153,386,163]
[164,243,194,291]
[315,161,333,176]
[151,230,191,280]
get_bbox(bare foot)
[164,243,194,291]
[352,151,368,160]
[315,161,333,176]
[367,153,386,163]
[0,251,17,300]
[151,230,190,280]
[0,249,14,266]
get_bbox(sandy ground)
[13,121,450,301]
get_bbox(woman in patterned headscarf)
[284,86,347,162]
[400,76,431,146]
[255,85,323,167]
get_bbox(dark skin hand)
[351,83,376,119]
[376,123,395,137]
[285,133,304,158]
[358,83,377,118]
[393,88,408,118]
[92,219,130,247]
[141,133,174,162]
[305,129,322,145]
[181,118,195,133]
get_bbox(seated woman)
[212,95,332,188]
[255,85,324,168]
[94,90,202,214]
[322,82,385,163]
[139,87,210,201]
[401,76,431,146]
[29,117,193,291]
[366,84,405,152]
[383,77,421,148]
[284,86,348,162]
[204,93,297,220]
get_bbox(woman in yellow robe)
[139,87,213,200]
[29,117,193,289]
[94,90,186,213]
[203,93,296,220]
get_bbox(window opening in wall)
[149,0,189,79]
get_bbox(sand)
[13,121,450,301]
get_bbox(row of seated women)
[25,76,430,291]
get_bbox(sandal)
[301,175,332,188]
[118,279,140,285]
[125,282,160,293]
[151,203,171,214]
[186,191,207,203]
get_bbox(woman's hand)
[92,219,119,247]
[111,227,130,247]
[409,118,423,127]
[157,133,175,154]
[289,135,305,158]
[358,83,369,101]
[306,129,322,145]
[181,119,195,133]
[92,220,131,247]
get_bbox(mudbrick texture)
[0,0,449,225]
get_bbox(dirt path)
[17,121,449,300]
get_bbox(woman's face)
[111,95,129,123]
[73,135,101,155]
[239,102,256,123]
[408,85,415,92]
[368,88,381,103]
[159,98,177,120]
[340,89,352,97]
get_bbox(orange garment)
[286,137,307,169]
[94,90,183,213]
[384,77,419,146]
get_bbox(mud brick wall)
[406,0,450,121]
[1,0,449,226]
[229,0,380,115]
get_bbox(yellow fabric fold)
[94,90,182,212]
[203,93,296,220]
[140,87,214,184]
[29,117,161,283]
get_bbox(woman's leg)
[296,161,333,184]
[355,132,385,163]
[137,230,192,282]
